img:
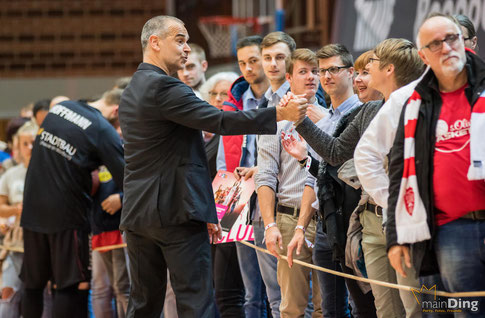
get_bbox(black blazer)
[119,63,276,232]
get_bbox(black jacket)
[386,51,485,276]
[119,63,277,232]
[317,106,362,261]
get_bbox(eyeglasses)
[318,65,350,76]
[369,57,380,63]
[209,91,228,99]
[420,33,461,52]
[464,36,473,41]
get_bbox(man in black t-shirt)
[20,88,125,318]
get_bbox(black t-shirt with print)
[21,100,124,233]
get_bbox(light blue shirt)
[216,87,261,170]
[313,94,361,139]
[264,81,290,109]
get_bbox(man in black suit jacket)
[119,15,308,317]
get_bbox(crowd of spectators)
[0,11,483,318]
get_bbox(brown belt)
[461,210,485,220]
[277,203,300,217]
[276,203,318,221]
[358,202,383,217]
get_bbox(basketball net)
[198,16,260,58]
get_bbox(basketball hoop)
[198,16,261,58]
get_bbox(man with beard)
[387,14,485,316]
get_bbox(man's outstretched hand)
[276,97,308,123]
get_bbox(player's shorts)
[20,228,90,290]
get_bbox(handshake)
[276,92,309,124]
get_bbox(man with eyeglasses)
[386,14,485,316]
[284,39,426,317]
[283,43,378,318]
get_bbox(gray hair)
[199,72,239,102]
[141,15,184,51]
[416,13,461,49]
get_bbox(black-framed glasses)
[369,57,380,63]
[464,36,473,41]
[420,33,461,52]
[318,65,350,76]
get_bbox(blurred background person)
[200,72,239,178]
[90,99,129,318]
[2,117,31,173]
[49,96,70,109]
[454,14,478,51]
[0,121,38,317]
[177,43,209,98]
[201,71,246,318]
[32,98,51,127]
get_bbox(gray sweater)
[296,100,384,167]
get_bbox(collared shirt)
[264,81,290,109]
[354,74,425,211]
[316,94,361,137]
[306,94,362,209]
[216,87,261,170]
[255,85,322,208]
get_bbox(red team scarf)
[396,91,431,244]
[396,88,485,244]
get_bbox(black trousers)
[212,242,245,317]
[340,262,378,318]
[125,221,215,318]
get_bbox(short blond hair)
[286,48,317,74]
[374,38,425,87]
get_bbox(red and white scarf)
[468,91,485,180]
[395,91,431,244]
[396,89,485,244]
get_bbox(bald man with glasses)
[387,14,485,316]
